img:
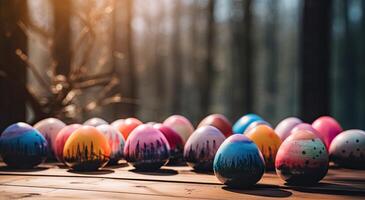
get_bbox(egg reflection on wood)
[329,130,365,169]
[184,126,226,171]
[124,124,170,171]
[275,130,329,185]
[0,123,48,168]
[96,124,125,165]
[63,126,111,171]
[54,124,82,163]
[213,134,265,188]
[245,125,281,170]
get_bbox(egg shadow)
[67,169,115,175]
[285,182,365,196]
[0,166,49,172]
[106,162,130,169]
[130,168,178,176]
[223,184,292,198]
[190,169,214,175]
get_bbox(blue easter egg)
[213,134,265,188]
[233,114,263,134]
[0,122,48,168]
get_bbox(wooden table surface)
[0,162,364,200]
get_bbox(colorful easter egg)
[63,126,111,171]
[0,122,48,168]
[275,117,302,141]
[124,124,170,170]
[291,123,321,138]
[312,116,343,149]
[275,130,329,185]
[184,126,226,171]
[233,114,263,134]
[163,115,194,142]
[213,134,265,188]
[245,120,271,134]
[84,117,108,127]
[114,118,142,140]
[246,125,281,170]
[34,118,66,158]
[198,114,233,138]
[96,124,125,164]
[153,124,184,164]
[329,130,365,169]
[54,124,82,162]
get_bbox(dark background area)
[0,0,364,131]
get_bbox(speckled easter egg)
[198,114,233,137]
[329,130,365,169]
[245,120,272,134]
[114,118,143,140]
[312,116,343,149]
[275,130,329,185]
[0,122,48,168]
[245,125,281,170]
[184,126,226,171]
[54,124,82,162]
[63,126,111,171]
[275,117,302,141]
[96,124,125,164]
[153,124,184,164]
[233,114,263,134]
[124,124,170,170]
[34,118,66,158]
[83,117,108,127]
[163,115,194,142]
[213,134,265,188]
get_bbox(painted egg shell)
[0,122,48,168]
[96,124,125,164]
[163,115,194,142]
[245,120,272,134]
[312,116,343,149]
[111,119,125,128]
[184,126,226,171]
[233,114,263,134]
[34,118,66,158]
[275,130,328,185]
[198,114,233,137]
[213,134,265,188]
[275,117,302,141]
[63,126,111,171]
[114,118,143,140]
[153,124,184,164]
[329,130,365,169]
[291,123,321,138]
[124,124,170,170]
[54,124,82,163]
[245,125,281,170]
[84,117,108,127]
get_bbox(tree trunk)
[0,0,28,130]
[299,0,332,122]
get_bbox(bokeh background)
[0,0,364,130]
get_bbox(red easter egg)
[312,116,343,149]
[114,118,143,140]
[198,114,233,138]
[54,124,82,163]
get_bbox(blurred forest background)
[0,0,364,131]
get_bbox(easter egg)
[163,115,194,142]
[153,124,184,164]
[124,124,170,170]
[329,130,365,169]
[84,117,108,127]
[291,123,320,138]
[245,125,281,170]
[96,124,125,164]
[34,118,66,158]
[275,130,329,185]
[0,122,48,168]
[245,120,271,134]
[275,117,302,141]
[63,126,111,171]
[198,114,232,138]
[114,118,143,140]
[213,134,265,188]
[54,124,82,162]
[312,116,343,149]
[233,114,263,134]
[184,126,226,171]
[111,119,125,127]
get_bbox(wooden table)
[0,162,364,199]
